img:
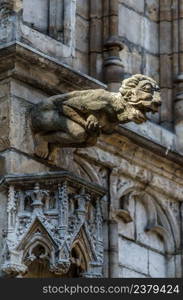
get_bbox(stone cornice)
[0,171,107,195]
[0,41,107,94]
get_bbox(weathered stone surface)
[76,0,89,19]
[0,191,7,277]
[143,53,159,83]
[0,81,10,152]
[121,120,175,151]
[119,266,147,278]
[142,18,159,54]
[135,201,165,253]
[119,45,142,75]
[76,15,89,53]
[119,5,143,46]
[89,53,103,80]
[172,20,179,53]
[73,50,89,75]
[23,0,49,34]
[9,96,34,154]
[119,238,149,274]
[0,43,106,94]
[148,250,166,277]
[160,0,173,21]
[160,21,172,54]
[10,79,48,105]
[0,150,50,175]
[160,54,173,88]
[119,0,145,14]
[160,88,173,125]
[119,5,159,54]
[117,191,135,240]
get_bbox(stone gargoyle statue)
[30,74,161,160]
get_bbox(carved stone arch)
[67,224,102,278]
[74,156,101,185]
[132,190,180,254]
[22,235,54,266]
[15,218,58,277]
[115,186,143,223]
[70,239,89,276]
[116,186,180,254]
[145,193,181,252]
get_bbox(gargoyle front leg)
[34,133,50,159]
[86,114,100,135]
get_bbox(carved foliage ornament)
[1,173,106,278]
[30,74,161,160]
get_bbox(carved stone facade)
[0,0,183,278]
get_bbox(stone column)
[159,0,174,130]
[89,0,103,80]
[103,0,124,92]
[58,182,69,238]
[174,1,183,153]
[109,219,119,277]
[181,202,183,277]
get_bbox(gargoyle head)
[119,74,161,123]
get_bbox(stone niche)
[0,172,106,278]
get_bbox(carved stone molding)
[0,172,106,277]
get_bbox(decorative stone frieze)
[1,172,106,277]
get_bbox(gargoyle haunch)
[30,74,161,159]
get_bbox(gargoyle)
[30,74,161,160]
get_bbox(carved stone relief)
[1,172,106,278]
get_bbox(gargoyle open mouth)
[129,99,161,113]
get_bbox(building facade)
[0,0,182,278]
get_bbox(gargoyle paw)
[34,141,49,160]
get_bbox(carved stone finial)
[30,74,161,160]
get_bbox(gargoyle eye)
[141,84,153,93]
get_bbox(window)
[23,0,75,45]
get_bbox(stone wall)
[0,0,183,278]
[118,0,159,124]
[74,0,90,74]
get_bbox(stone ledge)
[115,121,183,164]
[0,171,106,195]
[120,121,175,152]
[0,41,107,94]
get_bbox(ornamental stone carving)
[1,172,106,278]
[30,74,161,160]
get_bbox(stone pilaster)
[174,1,183,153]
[103,0,124,92]
[159,0,174,130]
